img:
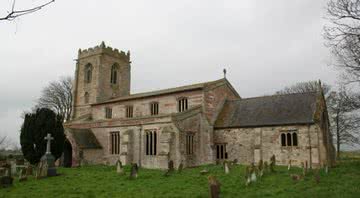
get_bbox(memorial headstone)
[208,175,221,198]
[270,155,276,173]
[116,160,124,175]
[129,163,138,179]
[258,160,264,178]
[168,160,174,173]
[18,168,27,182]
[0,164,13,188]
[39,133,57,177]
[224,161,230,174]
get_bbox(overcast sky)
[0,0,339,146]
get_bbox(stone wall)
[91,89,204,121]
[203,81,240,124]
[214,124,329,167]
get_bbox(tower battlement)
[78,41,130,62]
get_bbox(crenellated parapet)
[78,41,130,62]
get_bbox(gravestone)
[258,160,264,178]
[0,164,13,188]
[18,168,27,182]
[200,169,209,175]
[129,163,138,179]
[287,160,291,171]
[26,165,33,176]
[245,166,251,186]
[325,165,329,174]
[270,155,276,173]
[250,163,257,182]
[116,160,124,175]
[215,160,220,165]
[168,160,174,173]
[208,175,220,198]
[224,161,230,174]
[305,161,308,175]
[40,133,57,177]
[178,161,183,173]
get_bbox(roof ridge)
[226,91,317,102]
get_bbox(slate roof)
[215,92,318,128]
[93,78,239,105]
[68,129,102,149]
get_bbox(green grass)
[1,154,360,198]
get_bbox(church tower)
[71,42,131,119]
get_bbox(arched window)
[287,133,292,146]
[84,92,89,104]
[292,133,298,146]
[110,64,118,84]
[281,133,286,146]
[178,97,188,112]
[84,63,92,83]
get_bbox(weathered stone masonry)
[64,42,335,169]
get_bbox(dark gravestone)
[270,155,276,173]
[208,175,220,198]
[129,163,138,179]
[168,160,174,172]
[258,160,264,178]
[26,165,33,176]
[0,165,13,188]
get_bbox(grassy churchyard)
[1,152,359,198]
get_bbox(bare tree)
[327,87,360,158]
[37,76,73,122]
[275,81,331,95]
[324,0,360,85]
[0,136,10,150]
[0,0,55,21]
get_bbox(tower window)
[145,130,157,156]
[110,131,120,155]
[105,107,112,119]
[85,63,92,83]
[126,105,133,118]
[110,64,118,84]
[178,97,188,112]
[150,102,159,115]
[84,92,89,104]
[280,131,298,147]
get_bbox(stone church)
[64,42,336,169]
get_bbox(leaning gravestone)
[208,175,220,198]
[39,133,57,177]
[116,160,124,175]
[129,163,138,179]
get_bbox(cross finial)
[223,68,227,78]
[44,133,54,154]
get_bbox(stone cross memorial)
[40,133,57,177]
